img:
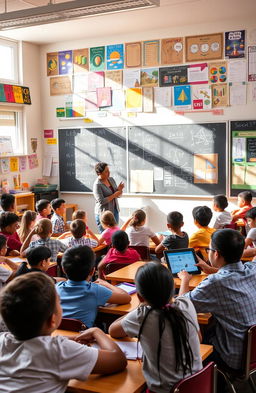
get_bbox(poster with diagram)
[194,153,218,184]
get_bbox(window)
[0,38,18,83]
[0,110,23,154]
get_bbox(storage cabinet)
[14,192,35,216]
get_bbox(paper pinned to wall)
[153,167,164,181]
[130,170,153,192]
[43,155,53,176]
[230,83,247,106]
[232,165,245,185]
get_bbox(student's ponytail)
[136,263,194,377]
[130,209,146,228]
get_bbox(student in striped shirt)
[67,220,98,249]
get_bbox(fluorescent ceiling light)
[0,0,160,30]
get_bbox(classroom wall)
[0,42,43,189]
[40,16,256,234]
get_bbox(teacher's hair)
[95,162,108,175]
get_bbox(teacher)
[93,162,124,233]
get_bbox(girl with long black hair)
[109,262,202,393]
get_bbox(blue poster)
[173,85,191,109]
[58,50,73,75]
[106,44,124,70]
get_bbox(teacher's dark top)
[93,177,119,215]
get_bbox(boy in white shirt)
[0,272,127,393]
[211,194,232,229]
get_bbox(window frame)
[0,107,24,155]
[0,38,19,84]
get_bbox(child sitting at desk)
[66,219,98,248]
[109,262,202,392]
[0,193,15,213]
[98,231,141,279]
[0,212,21,255]
[0,234,19,286]
[35,199,52,221]
[18,210,37,243]
[211,194,232,229]
[56,245,131,327]
[155,211,188,254]
[231,191,253,223]
[97,210,120,246]
[189,206,215,260]
[0,272,127,392]
[125,209,160,248]
[51,198,66,236]
[20,218,67,261]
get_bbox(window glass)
[0,39,18,83]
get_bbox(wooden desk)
[105,261,208,290]
[6,257,58,276]
[53,330,213,393]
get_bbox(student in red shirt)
[0,212,21,255]
[231,191,253,222]
[98,230,140,279]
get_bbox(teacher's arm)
[93,182,122,207]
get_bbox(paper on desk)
[92,341,143,360]
[9,257,24,262]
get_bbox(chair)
[129,245,150,261]
[218,325,256,393]
[58,318,86,332]
[170,362,217,393]
[104,261,133,276]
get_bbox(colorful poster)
[73,74,88,93]
[4,85,15,102]
[88,72,104,91]
[0,84,6,102]
[173,85,191,109]
[50,76,72,96]
[248,46,256,82]
[19,156,27,172]
[96,87,112,107]
[44,130,54,138]
[71,95,86,117]
[187,63,208,84]
[141,68,159,87]
[208,61,227,83]
[105,70,123,89]
[123,69,140,88]
[211,83,228,107]
[47,52,58,76]
[225,30,245,59]
[90,46,105,71]
[106,44,124,70]
[28,154,38,169]
[143,40,160,67]
[73,48,89,73]
[125,88,142,112]
[159,66,188,87]
[10,157,19,172]
[185,33,223,62]
[161,37,183,65]
[13,86,24,103]
[125,42,141,68]
[21,87,31,104]
[56,107,65,117]
[0,158,10,174]
[194,154,218,184]
[58,50,73,75]
[192,85,212,110]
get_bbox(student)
[35,199,52,221]
[245,207,256,248]
[125,209,160,248]
[72,209,87,222]
[21,218,67,261]
[109,262,202,392]
[59,210,97,242]
[98,230,141,279]
[189,206,215,260]
[0,272,127,392]
[231,191,253,222]
[56,245,131,327]
[178,229,256,373]
[0,212,21,255]
[67,219,98,248]
[51,198,66,235]
[17,210,37,243]
[155,211,188,254]
[15,245,64,283]
[211,194,232,229]
[0,234,19,286]
[98,210,120,246]
[0,193,15,213]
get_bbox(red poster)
[4,85,15,102]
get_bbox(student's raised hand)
[177,270,192,282]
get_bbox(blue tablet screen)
[166,250,197,274]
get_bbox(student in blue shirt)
[56,246,131,327]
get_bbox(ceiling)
[0,0,254,45]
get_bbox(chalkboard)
[230,120,256,197]
[128,123,227,196]
[58,127,127,192]
[58,122,227,196]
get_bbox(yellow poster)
[13,86,24,104]
[126,88,142,112]
[194,153,218,184]
[47,138,57,145]
[10,157,19,172]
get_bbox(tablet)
[164,248,201,277]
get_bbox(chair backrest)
[104,261,133,276]
[245,324,256,378]
[223,223,236,230]
[170,362,216,393]
[58,318,86,332]
[129,245,150,261]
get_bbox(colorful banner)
[106,44,124,70]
